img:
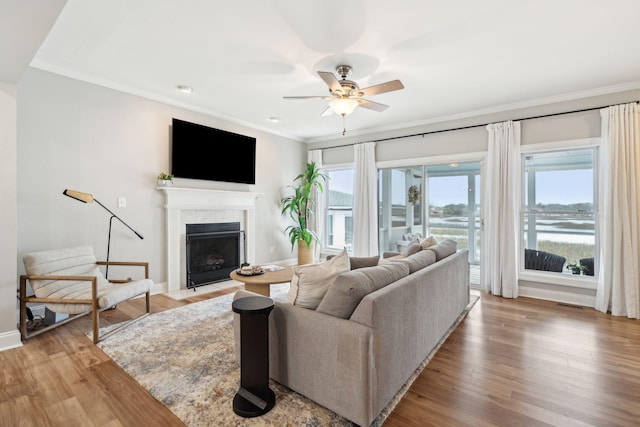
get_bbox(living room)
[2,1,640,425]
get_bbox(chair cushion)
[287,248,350,309]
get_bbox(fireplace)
[186,222,243,289]
[158,187,259,292]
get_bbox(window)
[325,168,354,252]
[378,166,423,253]
[522,148,597,277]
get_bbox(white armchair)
[19,246,152,344]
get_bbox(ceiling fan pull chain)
[342,114,347,136]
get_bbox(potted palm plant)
[281,161,328,265]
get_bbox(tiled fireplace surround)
[158,187,260,293]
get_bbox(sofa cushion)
[287,248,350,309]
[316,262,410,319]
[394,249,437,274]
[427,239,458,261]
[325,254,381,270]
[419,235,438,249]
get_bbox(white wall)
[0,82,22,350]
[16,68,306,287]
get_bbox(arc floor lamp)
[63,189,144,278]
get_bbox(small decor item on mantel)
[566,261,587,275]
[157,172,174,187]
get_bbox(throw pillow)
[349,255,381,270]
[378,254,405,265]
[419,235,438,250]
[427,239,458,261]
[317,262,410,319]
[325,254,380,270]
[401,242,422,257]
[287,248,350,309]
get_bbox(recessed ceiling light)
[269,117,280,123]
[177,85,193,93]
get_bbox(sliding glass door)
[378,162,481,269]
[425,162,481,265]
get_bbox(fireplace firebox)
[186,222,243,289]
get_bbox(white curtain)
[308,150,326,263]
[352,142,378,256]
[596,102,640,318]
[483,120,520,297]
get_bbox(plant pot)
[297,240,314,265]
[158,179,173,187]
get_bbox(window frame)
[518,138,600,289]
[323,165,354,255]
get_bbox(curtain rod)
[311,100,639,151]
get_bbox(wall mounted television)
[171,118,256,184]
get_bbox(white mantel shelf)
[157,187,261,292]
[158,187,261,209]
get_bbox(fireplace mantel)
[158,187,261,292]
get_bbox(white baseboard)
[519,285,596,307]
[0,330,23,352]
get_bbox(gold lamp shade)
[63,189,94,204]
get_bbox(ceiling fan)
[283,65,404,134]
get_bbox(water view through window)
[522,148,597,276]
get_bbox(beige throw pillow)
[401,242,422,257]
[419,235,438,250]
[427,239,458,261]
[287,248,350,309]
[378,254,405,265]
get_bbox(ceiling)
[10,0,640,142]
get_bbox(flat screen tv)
[171,118,256,184]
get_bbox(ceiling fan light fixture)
[329,98,358,116]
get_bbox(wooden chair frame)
[19,261,151,344]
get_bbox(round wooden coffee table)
[229,266,293,297]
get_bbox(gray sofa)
[233,242,470,426]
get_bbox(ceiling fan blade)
[283,95,330,100]
[320,106,334,117]
[356,98,389,112]
[318,71,343,93]
[358,79,404,97]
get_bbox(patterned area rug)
[94,284,478,426]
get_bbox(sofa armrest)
[232,289,376,426]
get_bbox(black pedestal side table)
[232,296,276,417]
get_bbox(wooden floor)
[1,287,639,427]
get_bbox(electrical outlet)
[118,197,126,208]
[269,246,274,254]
